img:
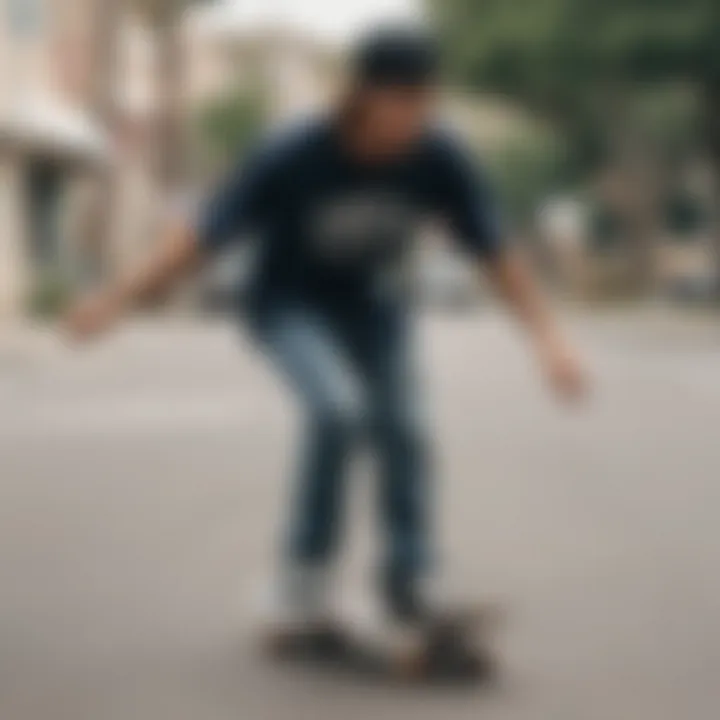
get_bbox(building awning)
[0,96,110,167]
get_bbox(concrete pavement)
[1,312,719,720]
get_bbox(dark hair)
[352,26,440,88]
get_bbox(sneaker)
[256,563,349,662]
[259,563,337,624]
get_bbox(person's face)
[356,84,436,156]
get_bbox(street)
[1,310,719,720]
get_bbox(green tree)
[196,87,268,175]
[433,0,720,292]
[434,0,605,169]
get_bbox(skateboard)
[262,605,502,684]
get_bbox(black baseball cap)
[352,26,441,88]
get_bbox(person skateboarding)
[65,26,587,680]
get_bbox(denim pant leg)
[340,309,433,594]
[255,306,364,567]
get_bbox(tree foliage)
[433,0,720,166]
[432,0,720,292]
[435,0,720,93]
[196,88,268,174]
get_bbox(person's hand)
[63,289,125,342]
[537,333,588,402]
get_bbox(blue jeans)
[252,300,432,597]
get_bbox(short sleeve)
[428,133,506,260]
[195,144,279,254]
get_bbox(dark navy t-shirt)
[197,118,505,313]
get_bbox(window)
[6,0,44,37]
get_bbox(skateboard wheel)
[394,644,429,679]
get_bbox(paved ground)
[1,311,720,720]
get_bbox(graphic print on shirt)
[310,191,419,264]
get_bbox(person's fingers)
[555,358,588,401]
[63,297,109,341]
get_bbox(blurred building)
[183,14,339,179]
[0,2,341,322]
[0,0,107,321]
[186,8,338,121]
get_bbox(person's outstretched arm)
[64,219,203,341]
[64,142,279,342]
[433,134,588,400]
[485,251,586,400]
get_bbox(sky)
[197,0,423,44]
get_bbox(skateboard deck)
[262,604,503,684]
